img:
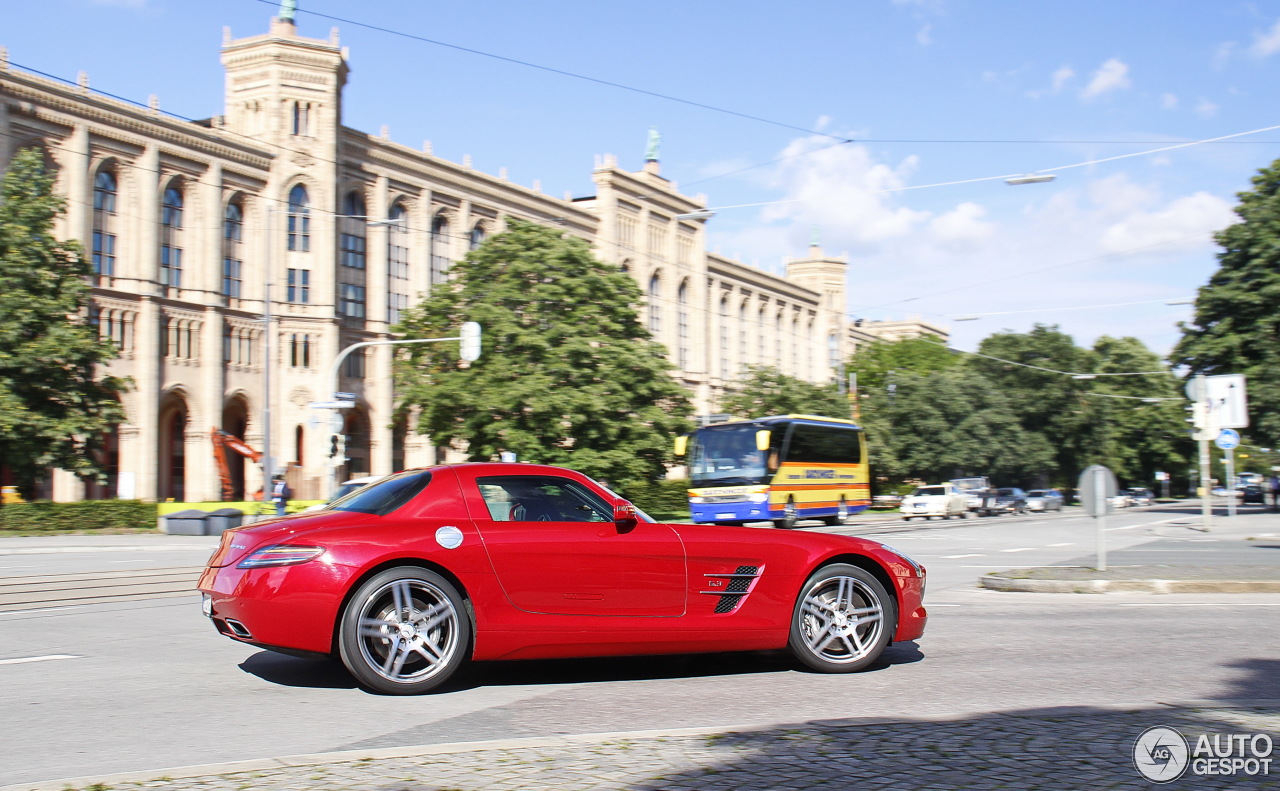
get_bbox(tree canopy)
[846,334,958,391]
[393,219,691,486]
[0,148,128,498]
[1173,157,1280,446]
[718,364,851,420]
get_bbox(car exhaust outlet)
[225,619,253,639]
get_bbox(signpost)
[1078,464,1118,572]
[1217,428,1241,519]
[1186,374,1248,531]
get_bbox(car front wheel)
[338,567,471,695]
[789,564,896,673]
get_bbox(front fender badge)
[435,526,464,550]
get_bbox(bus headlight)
[748,493,769,503]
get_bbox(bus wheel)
[774,498,799,529]
[823,498,850,526]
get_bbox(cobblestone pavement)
[24,706,1280,791]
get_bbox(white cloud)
[917,24,934,46]
[1080,58,1131,100]
[1195,97,1220,117]
[927,202,996,249]
[1161,93,1179,110]
[1051,66,1075,93]
[1100,192,1235,252]
[1250,19,1280,57]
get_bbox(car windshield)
[911,486,945,496]
[1027,490,1046,497]
[688,425,769,487]
[996,488,1016,496]
[328,470,432,515]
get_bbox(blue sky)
[7,0,1280,356]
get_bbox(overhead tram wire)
[247,0,853,145]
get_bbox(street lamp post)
[318,323,481,498]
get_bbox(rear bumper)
[197,560,354,655]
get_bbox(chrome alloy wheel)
[799,574,884,664]
[354,577,461,687]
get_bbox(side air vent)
[701,565,762,614]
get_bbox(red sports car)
[198,463,927,695]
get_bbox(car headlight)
[880,543,924,577]
[236,545,326,569]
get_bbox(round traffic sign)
[1215,428,1241,450]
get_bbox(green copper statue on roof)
[645,127,660,162]
[279,0,297,22]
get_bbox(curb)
[979,575,1280,594]
[6,702,1280,791]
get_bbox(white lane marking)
[1048,543,1075,547]
[0,545,215,556]
[1119,603,1280,607]
[942,554,984,559]
[109,559,154,564]
[0,654,82,665]
[1001,547,1036,553]
[928,604,963,607]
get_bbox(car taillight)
[236,545,326,569]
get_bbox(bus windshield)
[688,425,769,486]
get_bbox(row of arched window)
[90,169,488,320]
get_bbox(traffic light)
[329,434,340,458]
[460,321,482,362]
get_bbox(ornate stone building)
[0,13,946,503]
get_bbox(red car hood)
[205,510,367,568]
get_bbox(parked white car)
[900,484,969,520]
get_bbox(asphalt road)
[2,505,1278,786]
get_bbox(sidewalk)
[981,503,1280,593]
[3,703,1276,791]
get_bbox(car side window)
[477,476,613,523]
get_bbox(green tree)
[1173,157,1280,446]
[859,367,1053,486]
[846,334,958,391]
[718,364,851,419]
[0,148,128,499]
[965,324,1101,485]
[394,219,691,486]
[1087,336,1190,486]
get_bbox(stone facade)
[0,16,946,503]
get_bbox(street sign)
[1078,464,1118,517]
[1205,374,1248,429]
[1154,471,1168,481]
[309,400,356,410]
[1215,428,1241,450]
[334,392,357,401]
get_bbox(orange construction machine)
[211,428,262,501]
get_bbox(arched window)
[287,184,310,252]
[828,333,840,375]
[430,213,450,286]
[738,300,749,373]
[648,274,662,335]
[620,259,632,275]
[338,192,368,323]
[222,200,244,304]
[469,223,486,251]
[775,310,784,366]
[677,281,690,371]
[160,182,184,292]
[291,101,311,136]
[92,168,117,285]
[791,314,800,376]
[387,202,410,325]
[757,306,767,362]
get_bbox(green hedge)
[0,500,158,532]
[619,479,691,516]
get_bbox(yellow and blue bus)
[675,414,869,528]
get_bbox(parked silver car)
[1025,489,1065,512]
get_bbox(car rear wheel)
[338,567,471,695]
[789,564,895,673]
[774,497,799,529]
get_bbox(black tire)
[789,563,896,673]
[338,567,471,695]
[774,497,799,529]
[823,497,850,526]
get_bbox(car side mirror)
[613,500,638,531]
